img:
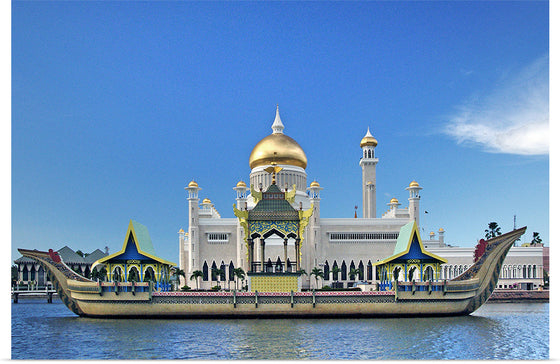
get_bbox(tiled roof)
[83,249,108,264]
[57,246,85,264]
[248,184,299,221]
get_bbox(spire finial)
[271,105,284,134]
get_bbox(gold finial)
[264,161,283,185]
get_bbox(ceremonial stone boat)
[18,226,525,318]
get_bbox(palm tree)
[212,268,224,289]
[233,267,245,290]
[174,268,185,287]
[331,266,341,282]
[485,222,502,239]
[190,270,203,290]
[349,267,362,281]
[310,267,324,289]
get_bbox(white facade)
[179,109,545,290]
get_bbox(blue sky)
[11,1,549,263]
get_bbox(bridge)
[12,286,58,303]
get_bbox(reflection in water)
[12,301,548,360]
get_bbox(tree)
[233,267,245,290]
[190,270,203,290]
[310,267,324,289]
[331,266,341,282]
[485,222,502,240]
[212,268,224,289]
[173,268,186,287]
[11,265,18,287]
[349,267,362,281]
[531,232,542,245]
[91,266,107,281]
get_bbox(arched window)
[332,261,339,281]
[341,261,347,280]
[144,267,155,282]
[324,261,330,280]
[349,261,356,280]
[229,261,235,281]
[128,266,140,282]
[367,261,373,281]
[533,265,537,278]
[113,266,123,282]
[202,262,209,281]
[358,261,365,280]
[211,261,218,281]
[424,266,434,281]
[22,266,29,281]
[220,262,226,281]
[266,258,273,273]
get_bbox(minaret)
[406,180,423,225]
[233,180,249,270]
[185,180,201,274]
[306,181,323,272]
[359,128,379,218]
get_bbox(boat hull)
[18,226,526,318]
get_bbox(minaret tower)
[406,180,423,225]
[185,180,201,275]
[359,128,379,218]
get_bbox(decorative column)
[260,239,266,272]
[283,238,288,272]
[295,238,301,271]
[248,238,254,273]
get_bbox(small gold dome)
[178,228,184,233]
[360,127,378,148]
[430,231,435,235]
[390,198,399,204]
[188,180,199,188]
[310,181,320,187]
[249,133,307,169]
[236,180,247,187]
[202,198,211,204]
[409,180,419,188]
[439,228,445,232]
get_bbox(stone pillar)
[247,238,254,272]
[283,238,288,272]
[260,239,265,273]
[295,238,301,271]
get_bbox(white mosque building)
[178,107,545,291]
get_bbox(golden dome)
[438,228,445,232]
[310,180,320,187]
[409,180,419,188]
[249,106,308,170]
[249,133,307,169]
[187,180,199,188]
[360,127,378,148]
[202,198,211,204]
[236,180,247,187]
[390,198,399,204]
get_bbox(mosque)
[178,107,545,291]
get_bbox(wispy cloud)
[444,56,549,156]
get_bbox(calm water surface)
[12,300,548,360]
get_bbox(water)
[12,300,549,360]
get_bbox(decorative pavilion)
[92,220,176,291]
[375,220,447,291]
[234,163,313,292]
